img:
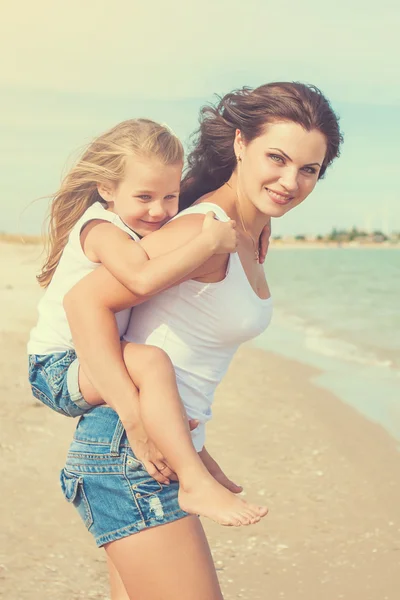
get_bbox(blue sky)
[1,0,399,236]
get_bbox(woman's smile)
[264,188,294,205]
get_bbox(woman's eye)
[165,195,177,200]
[302,167,317,175]
[269,154,284,163]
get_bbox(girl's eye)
[165,195,177,200]
[137,195,151,201]
[269,154,284,163]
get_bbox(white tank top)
[28,202,140,355]
[124,202,273,451]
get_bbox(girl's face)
[234,121,327,218]
[99,155,182,236]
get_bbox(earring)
[236,155,242,163]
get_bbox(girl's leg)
[105,516,224,600]
[79,342,267,526]
[120,343,268,526]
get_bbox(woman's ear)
[233,129,244,161]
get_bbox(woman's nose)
[279,167,299,193]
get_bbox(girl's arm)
[64,214,227,433]
[82,211,236,297]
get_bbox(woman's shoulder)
[175,197,230,223]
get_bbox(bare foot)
[178,476,268,526]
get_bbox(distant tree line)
[272,227,400,243]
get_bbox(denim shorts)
[60,406,189,547]
[28,351,94,418]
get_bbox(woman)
[62,81,342,599]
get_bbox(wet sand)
[1,242,400,600]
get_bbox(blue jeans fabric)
[28,351,93,417]
[60,406,188,547]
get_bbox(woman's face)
[235,121,327,218]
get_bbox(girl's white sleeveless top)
[124,203,273,451]
[28,202,140,355]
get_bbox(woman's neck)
[208,174,269,242]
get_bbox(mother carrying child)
[29,81,342,599]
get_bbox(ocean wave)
[273,309,397,371]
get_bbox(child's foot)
[178,476,268,526]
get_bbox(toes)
[239,510,255,525]
[250,515,261,524]
[232,518,242,527]
[243,508,258,520]
[245,511,260,525]
[221,514,242,527]
[248,503,268,518]
[245,503,262,517]
[230,512,251,527]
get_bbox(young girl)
[28,118,268,526]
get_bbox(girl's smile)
[98,155,183,236]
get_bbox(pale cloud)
[1,0,399,102]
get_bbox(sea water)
[257,247,400,441]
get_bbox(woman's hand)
[125,419,199,485]
[126,425,174,485]
[258,218,272,264]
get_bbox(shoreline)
[2,242,400,599]
[254,310,400,444]
[207,345,400,599]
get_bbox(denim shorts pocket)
[44,351,75,387]
[29,356,59,412]
[28,351,86,417]
[125,455,163,498]
[60,469,93,529]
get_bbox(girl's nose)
[148,202,166,219]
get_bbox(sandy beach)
[1,241,400,600]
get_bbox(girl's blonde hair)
[38,118,184,288]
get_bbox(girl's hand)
[258,218,271,264]
[201,211,238,254]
